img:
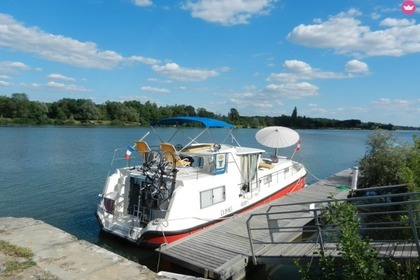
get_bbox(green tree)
[297,201,386,280]
[79,99,100,122]
[126,106,140,122]
[399,135,420,192]
[49,98,78,120]
[105,101,128,121]
[358,130,413,187]
[184,105,196,116]
[329,202,385,279]
[144,101,162,121]
[56,109,67,121]
[228,108,240,122]
[11,93,31,119]
[0,95,12,118]
[30,101,49,124]
[160,106,174,119]
[249,117,260,128]
[196,107,216,118]
[291,106,297,118]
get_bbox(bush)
[399,135,420,192]
[358,130,418,190]
[296,200,419,279]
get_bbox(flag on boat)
[295,140,301,151]
[125,145,134,159]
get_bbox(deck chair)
[160,143,191,167]
[135,140,151,158]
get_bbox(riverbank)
[0,217,163,279]
[1,119,418,130]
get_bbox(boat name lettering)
[221,206,233,216]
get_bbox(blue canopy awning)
[151,116,234,128]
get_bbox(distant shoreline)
[0,119,419,131]
[1,94,418,130]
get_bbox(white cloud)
[372,98,410,106]
[264,82,319,99]
[287,9,420,57]
[152,62,219,81]
[371,12,380,20]
[182,0,276,25]
[283,60,312,73]
[47,81,90,92]
[267,59,351,83]
[141,86,170,93]
[0,61,30,73]
[48,73,75,82]
[0,14,158,70]
[129,56,160,65]
[229,91,282,109]
[379,18,415,27]
[147,77,173,84]
[232,99,276,109]
[29,83,41,88]
[0,80,11,86]
[133,0,153,7]
[226,80,319,113]
[345,59,369,73]
[368,98,419,126]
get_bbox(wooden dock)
[158,169,354,280]
[254,241,419,265]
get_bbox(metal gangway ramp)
[247,190,420,266]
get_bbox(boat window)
[190,155,214,174]
[190,156,204,168]
[200,186,226,209]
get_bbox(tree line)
[0,93,417,130]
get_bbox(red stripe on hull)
[140,176,306,246]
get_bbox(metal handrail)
[246,191,420,265]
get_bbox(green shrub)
[358,130,419,191]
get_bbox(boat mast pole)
[139,131,150,141]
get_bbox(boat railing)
[108,147,303,183]
[132,205,167,226]
[238,163,304,195]
[259,162,301,181]
[109,147,144,170]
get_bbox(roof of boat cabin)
[235,146,266,155]
[150,116,234,128]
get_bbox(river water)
[0,126,418,276]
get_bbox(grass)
[0,240,33,258]
[0,240,36,275]
[4,260,37,273]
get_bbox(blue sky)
[0,0,419,127]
